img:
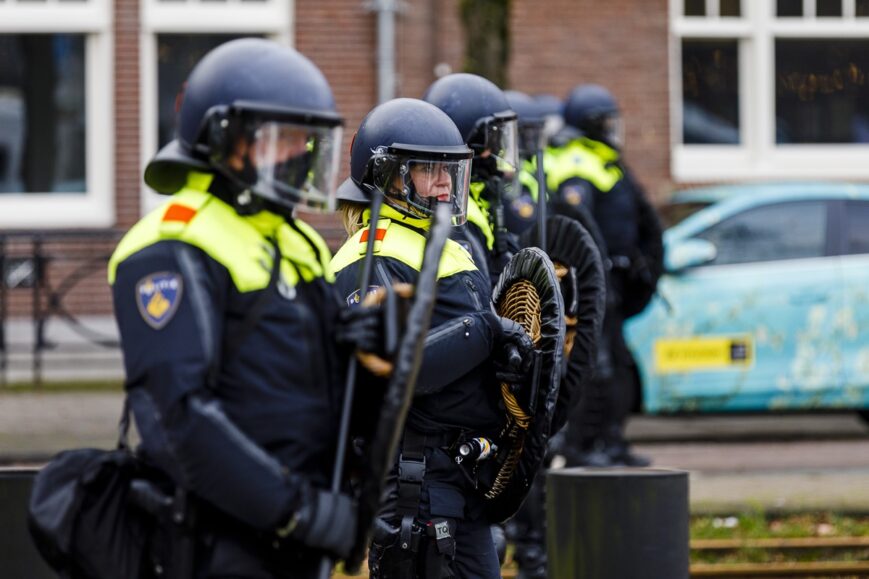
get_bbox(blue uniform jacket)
[109,183,344,532]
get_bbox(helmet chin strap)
[208,166,283,217]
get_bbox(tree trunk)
[459,0,511,88]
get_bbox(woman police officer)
[329,98,534,579]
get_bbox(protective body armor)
[110,175,343,576]
[331,205,505,579]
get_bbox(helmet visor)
[479,114,520,178]
[247,120,343,212]
[602,114,624,150]
[517,119,545,158]
[204,103,344,212]
[373,147,472,225]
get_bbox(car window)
[843,201,869,255]
[695,201,827,265]
[660,201,713,228]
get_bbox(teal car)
[624,182,869,422]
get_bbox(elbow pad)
[415,315,493,395]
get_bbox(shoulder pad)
[358,218,392,256]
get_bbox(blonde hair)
[339,200,367,237]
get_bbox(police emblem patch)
[136,272,183,329]
[346,285,381,307]
[563,185,583,206]
[513,198,535,219]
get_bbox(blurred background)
[2,0,869,575]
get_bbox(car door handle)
[789,292,828,305]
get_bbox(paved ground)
[2,390,869,513]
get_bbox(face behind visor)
[600,113,625,151]
[201,101,343,212]
[368,144,473,226]
[469,111,520,180]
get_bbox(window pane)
[817,0,842,16]
[682,39,740,144]
[157,34,261,149]
[696,202,827,265]
[720,0,741,17]
[778,0,803,16]
[776,40,869,144]
[844,202,869,254]
[684,0,705,16]
[0,34,86,194]
[858,0,869,16]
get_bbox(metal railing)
[0,230,124,386]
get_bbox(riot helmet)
[144,38,344,213]
[533,93,566,145]
[563,84,624,150]
[337,98,473,225]
[423,73,519,179]
[504,90,546,158]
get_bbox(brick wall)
[115,0,141,230]
[297,0,465,249]
[295,0,377,247]
[509,0,672,203]
[3,0,673,320]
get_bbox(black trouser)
[368,443,501,579]
[563,304,635,459]
[508,449,553,579]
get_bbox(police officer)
[330,97,534,579]
[546,84,664,467]
[109,39,366,578]
[533,93,566,145]
[423,73,521,289]
[501,90,546,237]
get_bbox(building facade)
[1,0,868,353]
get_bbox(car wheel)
[858,410,869,428]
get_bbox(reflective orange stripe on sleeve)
[162,204,197,224]
[359,228,387,243]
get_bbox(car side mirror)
[665,238,717,273]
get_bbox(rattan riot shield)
[520,214,606,433]
[479,247,565,523]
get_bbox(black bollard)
[546,467,689,579]
[0,467,56,579]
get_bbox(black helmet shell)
[533,93,564,118]
[338,98,472,224]
[347,98,467,190]
[504,90,544,124]
[146,38,341,195]
[178,38,338,151]
[423,73,513,143]
[563,84,618,132]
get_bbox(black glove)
[335,304,383,354]
[277,486,358,561]
[487,314,535,383]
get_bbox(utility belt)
[368,427,498,579]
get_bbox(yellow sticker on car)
[654,336,753,373]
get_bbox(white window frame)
[671,0,869,182]
[0,0,114,228]
[140,0,293,214]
